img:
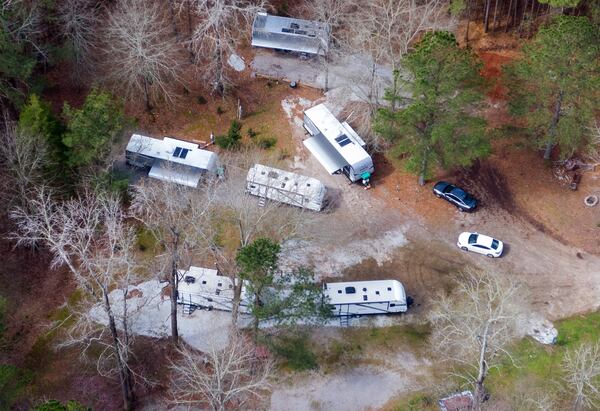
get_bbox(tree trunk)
[505,0,514,32]
[104,290,134,411]
[168,0,179,39]
[143,77,152,112]
[484,0,491,32]
[170,231,180,345]
[231,278,242,326]
[492,0,500,31]
[187,1,195,62]
[543,90,563,160]
[252,294,260,342]
[418,154,428,186]
[465,0,471,44]
[473,322,491,410]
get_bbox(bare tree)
[184,0,265,95]
[170,332,272,411]
[103,0,183,111]
[429,269,524,410]
[10,188,139,411]
[563,342,600,411]
[56,0,101,82]
[129,176,216,345]
[342,0,449,115]
[207,150,317,323]
[0,120,52,209]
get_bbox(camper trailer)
[126,134,219,188]
[323,280,408,316]
[177,266,250,314]
[246,164,327,211]
[251,12,330,56]
[303,104,374,183]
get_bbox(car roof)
[451,187,467,199]
[475,233,495,246]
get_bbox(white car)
[457,232,504,258]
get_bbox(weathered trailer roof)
[251,12,330,56]
[304,104,371,167]
[247,163,326,199]
[324,280,407,305]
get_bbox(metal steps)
[257,197,267,207]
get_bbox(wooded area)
[0,0,599,410]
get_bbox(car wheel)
[487,254,494,258]
[461,246,468,251]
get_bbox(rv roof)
[126,134,218,172]
[247,164,326,200]
[324,280,406,305]
[304,104,371,165]
[177,266,245,301]
[251,12,330,55]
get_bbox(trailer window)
[375,291,380,295]
[345,286,356,294]
[363,295,368,301]
[337,290,342,294]
[390,303,396,307]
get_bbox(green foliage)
[0,364,32,409]
[537,0,580,6]
[237,237,280,289]
[136,227,159,253]
[62,89,125,167]
[247,127,259,138]
[375,31,489,184]
[504,16,599,159]
[270,333,317,371]
[256,136,277,149]
[0,3,40,109]
[261,267,330,327]
[34,400,90,411]
[449,0,467,16]
[215,120,243,150]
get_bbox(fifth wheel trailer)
[246,163,327,211]
[323,280,408,316]
[303,103,374,183]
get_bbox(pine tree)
[504,16,599,160]
[375,31,489,185]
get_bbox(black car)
[433,181,478,211]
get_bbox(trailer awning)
[303,134,347,174]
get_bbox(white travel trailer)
[246,164,327,211]
[177,266,251,314]
[323,280,408,316]
[126,134,219,188]
[303,104,374,183]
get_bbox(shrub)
[256,136,277,149]
[216,106,225,115]
[247,127,259,138]
[270,334,317,371]
[215,120,243,150]
[196,95,207,105]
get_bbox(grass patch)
[486,311,600,403]
[386,393,437,411]
[0,364,33,409]
[136,227,158,253]
[269,333,317,371]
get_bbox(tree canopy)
[375,31,489,185]
[504,15,599,160]
[62,89,125,168]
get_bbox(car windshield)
[443,184,454,193]
[491,239,499,249]
[468,234,478,244]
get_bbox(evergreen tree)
[62,89,125,168]
[504,16,599,160]
[19,95,65,164]
[375,31,489,185]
